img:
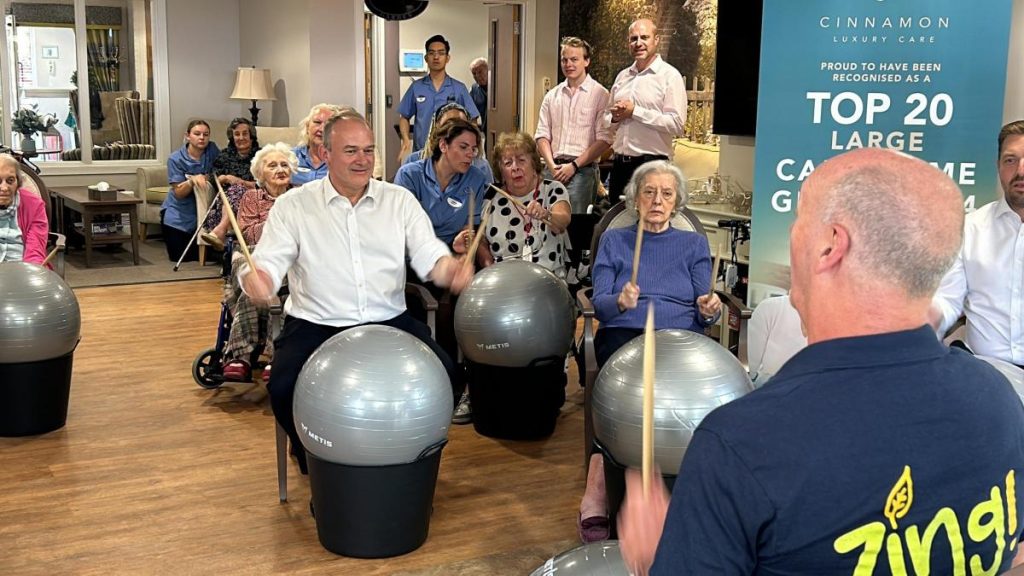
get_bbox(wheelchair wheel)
[192,347,223,389]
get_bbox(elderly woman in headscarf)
[577,159,722,543]
[201,117,260,249]
[220,142,298,382]
[0,153,48,264]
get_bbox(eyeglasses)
[426,50,448,57]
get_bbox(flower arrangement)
[11,105,57,137]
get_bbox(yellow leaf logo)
[883,465,914,530]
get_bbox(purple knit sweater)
[592,224,713,332]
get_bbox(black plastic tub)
[0,351,74,436]
[307,440,446,558]
[467,356,566,440]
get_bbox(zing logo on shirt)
[834,466,1018,575]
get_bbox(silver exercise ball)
[530,541,629,576]
[593,329,753,473]
[455,260,575,367]
[0,262,81,363]
[293,325,452,466]
[977,355,1024,406]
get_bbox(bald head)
[790,149,964,339]
[628,19,660,69]
[805,148,963,297]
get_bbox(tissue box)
[87,186,120,201]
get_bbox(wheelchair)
[192,234,285,388]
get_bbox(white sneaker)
[452,390,472,424]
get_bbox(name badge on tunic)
[446,197,464,209]
[416,96,426,103]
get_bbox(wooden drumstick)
[462,206,492,272]
[630,211,645,286]
[487,184,554,226]
[214,174,256,273]
[642,302,656,498]
[41,246,60,267]
[467,190,475,237]
[708,243,723,297]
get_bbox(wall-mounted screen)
[400,49,427,73]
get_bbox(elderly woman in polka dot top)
[466,132,572,278]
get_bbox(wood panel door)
[486,3,521,159]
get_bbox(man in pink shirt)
[607,18,687,200]
[535,36,612,215]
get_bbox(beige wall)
[1005,0,1024,122]
[238,0,311,131]
[165,0,243,148]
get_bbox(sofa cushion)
[672,138,719,182]
[145,187,168,203]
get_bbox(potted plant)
[11,105,57,154]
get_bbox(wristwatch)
[570,159,580,171]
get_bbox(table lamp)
[230,67,276,126]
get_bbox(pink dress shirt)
[534,75,613,159]
[606,55,687,157]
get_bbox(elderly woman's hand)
[525,200,550,222]
[618,281,640,312]
[618,467,670,576]
[696,292,722,320]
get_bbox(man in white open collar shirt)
[241,109,473,473]
[931,120,1024,366]
[606,18,686,200]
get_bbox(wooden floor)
[0,280,587,575]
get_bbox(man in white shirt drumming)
[606,18,686,200]
[932,120,1024,366]
[535,36,612,215]
[241,109,473,473]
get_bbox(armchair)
[136,165,167,242]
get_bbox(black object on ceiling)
[365,0,428,21]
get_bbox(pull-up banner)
[748,0,1013,303]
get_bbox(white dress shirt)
[606,55,686,157]
[241,177,450,327]
[747,294,807,383]
[933,197,1024,364]
[534,75,613,158]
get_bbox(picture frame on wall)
[41,46,58,59]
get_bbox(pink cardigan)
[15,189,49,264]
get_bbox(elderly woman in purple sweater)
[578,159,722,543]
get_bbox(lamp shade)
[230,67,276,101]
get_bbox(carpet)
[63,237,222,288]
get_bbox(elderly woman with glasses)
[577,159,722,543]
[466,131,571,278]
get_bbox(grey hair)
[624,160,687,215]
[470,57,488,70]
[819,162,962,298]
[297,103,343,147]
[250,142,298,185]
[0,154,23,188]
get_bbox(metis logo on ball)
[300,422,333,448]
[476,342,510,350]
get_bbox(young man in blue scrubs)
[397,34,479,163]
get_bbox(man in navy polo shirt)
[618,148,1024,575]
[398,34,479,162]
